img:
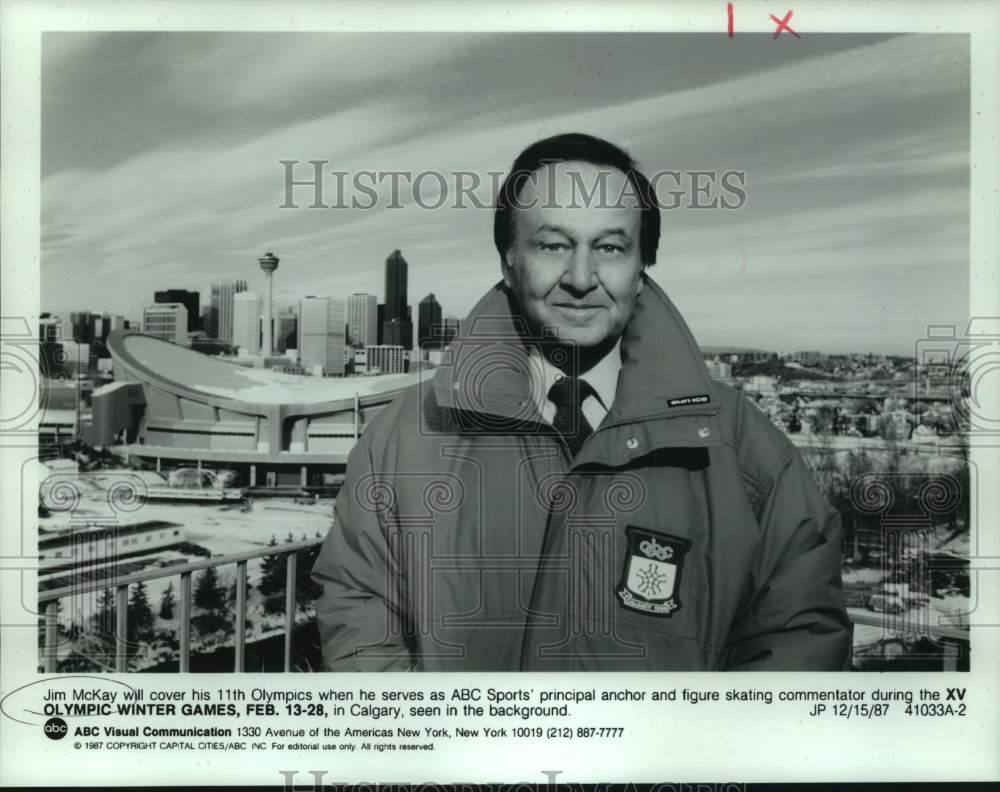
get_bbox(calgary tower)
[257,250,279,355]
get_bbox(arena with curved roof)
[97,330,419,487]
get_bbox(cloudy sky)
[41,32,969,354]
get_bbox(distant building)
[384,250,408,323]
[67,311,124,345]
[705,358,732,382]
[700,346,772,365]
[97,314,125,345]
[787,350,825,367]
[298,296,346,376]
[383,250,412,350]
[154,289,200,332]
[39,314,66,377]
[39,314,62,343]
[232,292,262,355]
[746,375,778,395]
[418,293,443,350]
[58,341,90,369]
[376,303,386,344]
[99,330,420,483]
[348,293,378,348]
[210,277,248,343]
[141,303,188,346]
[200,305,218,339]
[69,312,94,343]
[277,306,298,353]
[365,344,406,375]
[382,317,412,349]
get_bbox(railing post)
[234,561,247,672]
[941,639,959,672]
[44,600,59,673]
[179,571,192,672]
[115,584,129,672]
[284,552,297,672]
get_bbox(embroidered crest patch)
[616,526,691,617]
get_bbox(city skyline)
[41,32,969,355]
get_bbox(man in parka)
[311,133,851,671]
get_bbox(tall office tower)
[383,319,412,349]
[232,292,262,355]
[276,306,298,353]
[382,250,412,350]
[154,289,200,332]
[298,296,346,376]
[418,293,443,350]
[200,305,217,338]
[376,303,385,344]
[69,312,94,343]
[347,293,378,348]
[257,251,279,355]
[384,250,408,321]
[89,312,121,346]
[142,303,189,346]
[211,277,248,343]
[90,314,106,343]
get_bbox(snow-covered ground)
[39,467,333,653]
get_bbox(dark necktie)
[547,376,595,457]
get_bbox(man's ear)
[501,251,515,288]
[635,271,645,296]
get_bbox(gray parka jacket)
[311,277,851,671]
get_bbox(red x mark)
[770,10,800,39]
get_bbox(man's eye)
[596,244,625,254]
[538,242,569,252]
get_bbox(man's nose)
[562,248,597,292]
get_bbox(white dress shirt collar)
[527,339,623,428]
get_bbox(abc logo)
[44,717,68,740]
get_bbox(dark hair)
[493,132,661,267]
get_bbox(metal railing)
[38,538,323,673]
[847,608,969,671]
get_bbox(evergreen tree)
[194,566,226,613]
[159,581,176,620]
[127,581,154,644]
[192,566,231,636]
[86,587,118,667]
[259,535,287,615]
[295,545,323,611]
[37,599,62,650]
[226,570,252,609]
[259,534,323,616]
[94,587,116,635]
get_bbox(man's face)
[502,160,644,349]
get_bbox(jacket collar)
[430,275,721,440]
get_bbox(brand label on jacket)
[667,394,710,407]
[616,526,691,617]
